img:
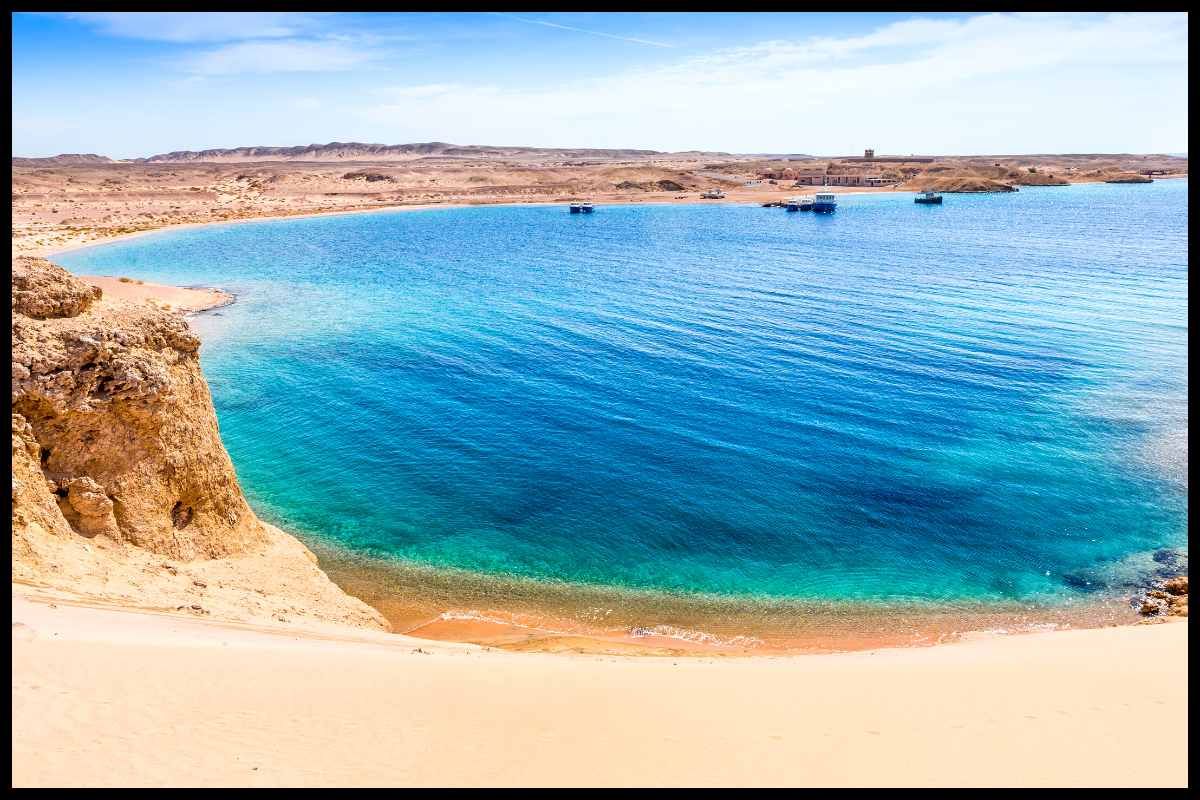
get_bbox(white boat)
[700,189,726,199]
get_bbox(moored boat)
[569,203,582,213]
[812,191,837,213]
[580,203,594,213]
[914,191,943,205]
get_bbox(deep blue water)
[58,182,1189,606]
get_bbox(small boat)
[569,203,582,213]
[812,191,837,213]
[785,195,814,212]
[580,203,594,213]
[700,189,726,199]
[914,191,943,205]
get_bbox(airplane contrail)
[491,13,675,49]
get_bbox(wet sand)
[314,546,1147,656]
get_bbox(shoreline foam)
[308,537,1169,656]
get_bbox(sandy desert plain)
[12,143,1186,256]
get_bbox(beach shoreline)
[78,274,235,315]
[31,175,1186,260]
[11,584,1188,787]
[310,539,1165,656]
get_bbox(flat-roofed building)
[792,172,828,186]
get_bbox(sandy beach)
[10,587,1187,788]
[28,189,878,260]
[79,274,233,315]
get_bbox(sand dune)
[11,589,1187,788]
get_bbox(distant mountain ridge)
[11,154,116,166]
[11,144,1184,167]
[12,141,745,165]
[137,141,720,163]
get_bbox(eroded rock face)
[11,257,388,631]
[59,476,121,539]
[11,256,102,319]
[11,257,262,559]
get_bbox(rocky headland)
[11,256,387,630]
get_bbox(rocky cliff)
[11,256,388,630]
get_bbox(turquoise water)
[59,182,1188,610]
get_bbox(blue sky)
[11,12,1189,158]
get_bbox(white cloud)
[361,12,1188,153]
[378,83,466,99]
[186,39,374,75]
[56,12,393,77]
[63,12,327,43]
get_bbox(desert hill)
[137,141,704,164]
[12,154,116,166]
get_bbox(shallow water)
[59,182,1189,643]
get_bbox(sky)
[10,11,1190,158]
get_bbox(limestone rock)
[11,256,101,319]
[1139,600,1163,616]
[11,257,388,632]
[12,257,253,559]
[60,476,121,539]
[1162,576,1188,596]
